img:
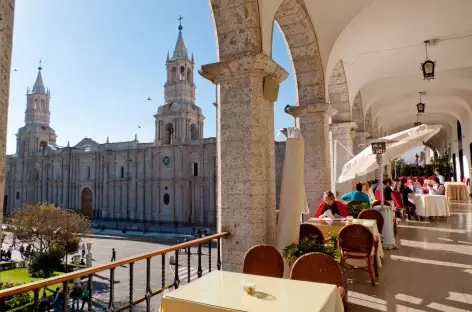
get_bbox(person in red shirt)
[314,191,349,218]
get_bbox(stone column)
[300,104,337,217]
[200,54,288,272]
[354,131,370,155]
[330,122,357,195]
[0,0,15,235]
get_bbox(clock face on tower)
[162,156,170,166]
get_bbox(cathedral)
[3,26,222,231]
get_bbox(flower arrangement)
[282,231,339,266]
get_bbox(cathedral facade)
[3,27,219,230]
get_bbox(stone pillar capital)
[303,104,337,117]
[199,53,288,84]
[329,121,358,133]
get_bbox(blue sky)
[6,0,296,154]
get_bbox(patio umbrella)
[338,124,442,183]
[275,128,309,277]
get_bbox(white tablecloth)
[413,194,450,217]
[160,271,344,312]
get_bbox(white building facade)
[4,27,220,231]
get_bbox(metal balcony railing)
[0,232,229,311]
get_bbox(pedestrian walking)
[80,283,90,311]
[111,248,116,262]
[52,287,62,312]
[81,243,86,258]
[71,282,82,311]
[39,291,50,312]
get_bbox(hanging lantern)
[421,41,437,80]
[416,101,425,113]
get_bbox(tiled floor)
[347,201,472,311]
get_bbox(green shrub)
[0,283,31,311]
[28,251,61,278]
[347,202,370,218]
[282,231,339,266]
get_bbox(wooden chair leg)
[367,257,376,286]
[373,254,379,278]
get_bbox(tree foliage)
[7,203,90,256]
[393,151,454,180]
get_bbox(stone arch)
[274,0,325,106]
[423,141,439,160]
[81,187,93,218]
[351,92,364,131]
[209,0,263,61]
[328,60,350,121]
[163,123,174,145]
[187,68,192,82]
[180,66,186,81]
[372,119,379,138]
[39,140,47,152]
[190,123,198,140]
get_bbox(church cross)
[178,15,183,26]
[38,59,42,71]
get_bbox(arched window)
[39,141,47,152]
[164,123,174,145]
[21,140,26,154]
[190,123,198,140]
[16,192,20,200]
[172,67,177,82]
[180,66,185,81]
[163,193,170,205]
[187,69,191,82]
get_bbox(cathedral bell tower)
[154,17,204,146]
[16,62,57,157]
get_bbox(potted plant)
[346,202,370,218]
[282,231,339,266]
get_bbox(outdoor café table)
[413,194,451,217]
[159,271,344,312]
[305,218,383,268]
[445,182,469,201]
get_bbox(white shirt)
[437,175,445,184]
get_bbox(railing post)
[174,250,180,289]
[197,244,203,278]
[145,258,151,312]
[0,298,4,312]
[62,281,69,312]
[187,247,191,283]
[129,262,134,311]
[108,268,116,311]
[33,288,39,311]
[208,240,212,272]
[217,237,222,270]
[161,254,166,289]
[87,275,93,312]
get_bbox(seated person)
[433,177,445,195]
[341,183,370,203]
[400,179,417,219]
[383,179,393,201]
[362,181,375,202]
[314,191,349,218]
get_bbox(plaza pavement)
[2,235,217,311]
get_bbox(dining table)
[159,270,344,312]
[413,194,450,217]
[445,182,469,201]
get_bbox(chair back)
[338,224,374,255]
[374,190,381,200]
[299,224,324,244]
[243,245,284,278]
[290,252,343,286]
[391,191,403,208]
[358,209,384,233]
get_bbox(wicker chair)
[243,245,284,278]
[299,223,325,244]
[358,209,384,234]
[290,252,348,308]
[338,224,376,286]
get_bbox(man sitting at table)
[314,191,349,218]
[435,169,445,184]
[340,182,370,203]
[400,179,418,220]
